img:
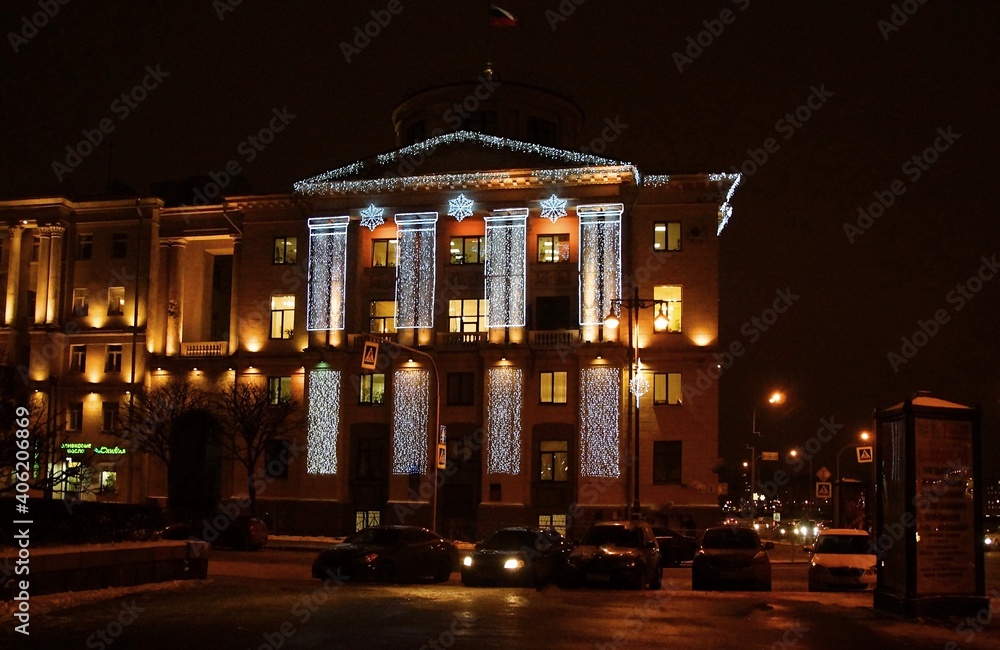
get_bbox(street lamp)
[604,286,667,520]
[836,431,871,484]
[747,390,785,509]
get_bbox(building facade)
[0,81,739,539]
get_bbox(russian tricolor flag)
[489,4,520,28]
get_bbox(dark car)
[312,525,456,583]
[161,514,269,551]
[652,526,698,567]
[563,520,662,590]
[462,527,573,587]
[692,526,772,591]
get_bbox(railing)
[436,332,487,348]
[180,341,228,357]
[528,330,581,349]
[348,333,397,350]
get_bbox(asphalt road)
[4,550,999,649]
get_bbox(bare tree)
[213,380,300,512]
[112,380,209,467]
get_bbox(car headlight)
[986,537,994,546]
[463,556,473,567]
[363,552,379,564]
[504,558,524,570]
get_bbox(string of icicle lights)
[487,366,523,474]
[306,370,341,474]
[392,369,430,475]
[395,213,437,329]
[306,217,348,331]
[580,366,621,478]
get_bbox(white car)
[805,528,876,591]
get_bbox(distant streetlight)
[748,390,786,509]
[836,431,872,484]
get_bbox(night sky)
[3,2,998,489]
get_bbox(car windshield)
[345,528,404,547]
[481,530,541,551]
[701,528,760,550]
[815,535,873,554]
[582,526,643,548]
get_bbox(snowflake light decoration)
[447,194,475,221]
[629,373,649,399]
[539,195,568,222]
[359,204,385,230]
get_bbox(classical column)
[4,224,24,326]
[165,240,186,356]
[43,225,65,325]
[33,229,52,325]
[228,235,242,354]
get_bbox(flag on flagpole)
[489,4,520,28]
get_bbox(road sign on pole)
[816,466,831,482]
[816,482,832,499]
[857,446,873,463]
[761,451,779,461]
[361,341,379,370]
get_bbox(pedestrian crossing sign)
[816,482,832,499]
[857,446,873,463]
[361,341,379,370]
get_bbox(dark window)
[534,296,575,331]
[537,234,570,263]
[70,345,87,372]
[449,236,483,264]
[66,403,83,431]
[102,402,119,432]
[447,372,475,406]
[72,288,89,316]
[526,116,558,146]
[273,237,297,264]
[359,374,385,405]
[30,237,39,263]
[654,222,682,252]
[267,376,291,404]
[111,233,128,259]
[265,439,292,478]
[105,344,122,373]
[107,287,125,316]
[78,233,93,260]
[653,441,682,485]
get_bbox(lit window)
[448,299,488,333]
[273,237,297,264]
[99,470,117,493]
[371,239,397,267]
[102,402,119,432]
[537,234,570,263]
[540,440,569,482]
[653,285,682,332]
[70,345,87,373]
[105,344,123,373]
[540,371,568,404]
[77,233,93,260]
[267,376,292,404]
[369,301,396,333]
[72,288,89,316]
[111,232,128,259]
[359,374,385,405]
[653,441,682,484]
[653,372,683,406]
[107,287,126,316]
[356,510,380,531]
[449,236,483,264]
[654,222,682,252]
[66,403,83,431]
[538,514,567,535]
[270,295,295,339]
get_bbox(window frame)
[653,372,683,406]
[448,298,488,333]
[359,373,386,405]
[72,288,89,316]
[102,402,119,432]
[653,440,683,485]
[105,344,123,373]
[446,372,475,406]
[536,234,570,263]
[267,376,292,404]
[448,236,484,265]
[111,232,128,259]
[539,371,568,404]
[369,300,397,334]
[77,233,93,260]
[539,439,569,482]
[653,221,682,252]
[70,345,87,373]
[66,402,83,431]
[270,295,295,339]
[107,286,126,316]
[653,285,682,333]
[371,238,397,268]
[273,236,297,265]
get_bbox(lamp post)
[836,430,870,484]
[604,287,668,521]
[789,449,813,514]
[748,391,785,509]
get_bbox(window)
[30,236,39,263]
[273,237,297,264]
[653,285,682,332]
[369,301,396,333]
[102,402,119,432]
[537,234,570,263]
[70,345,87,372]
[355,510,381,531]
[448,299,487,333]
[539,440,569,482]
[447,372,475,406]
[265,440,292,478]
[270,295,295,339]
[107,286,125,316]
[72,288,89,316]
[66,403,83,431]
[540,371,568,404]
[77,233,93,260]
[538,514,568,535]
[111,232,128,259]
[99,470,117,493]
[359,374,385,405]
[654,222,682,252]
[653,372,683,406]
[449,236,483,264]
[371,239,397,267]
[653,441,682,484]
[267,376,292,404]
[105,344,123,373]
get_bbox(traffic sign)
[361,341,379,370]
[857,446,873,463]
[816,482,832,499]
[436,444,447,470]
[761,451,779,461]
[816,466,831,482]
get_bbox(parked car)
[462,527,573,587]
[805,528,876,591]
[311,525,456,583]
[692,526,772,591]
[562,520,661,590]
[652,526,698,567]
[161,514,268,550]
